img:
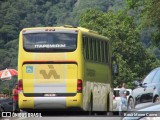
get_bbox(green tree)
[0,0,159,90]
[126,0,160,47]
[2,87,11,96]
[79,9,159,88]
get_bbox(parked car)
[0,105,3,112]
[113,88,132,111]
[128,67,160,109]
[122,102,160,120]
[0,98,13,112]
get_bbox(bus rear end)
[18,28,83,111]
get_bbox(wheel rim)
[129,98,134,109]
[155,97,159,102]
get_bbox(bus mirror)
[113,64,119,76]
[112,56,116,61]
[112,56,119,76]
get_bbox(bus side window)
[86,37,90,60]
[104,42,108,63]
[90,38,93,61]
[95,39,98,62]
[101,41,105,63]
[100,41,103,62]
[96,40,99,62]
[82,36,86,59]
[92,38,97,62]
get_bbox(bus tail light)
[18,79,23,91]
[77,79,82,93]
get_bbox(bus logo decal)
[40,65,60,79]
[35,44,66,48]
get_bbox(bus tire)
[106,93,112,116]
[88,94,93,115]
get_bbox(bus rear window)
[23,33,77,52]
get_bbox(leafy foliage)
[0,0,159,90]
[79,9,160,88]
[126,0,160,48]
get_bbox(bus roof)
[21,25,109,40]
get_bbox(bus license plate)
[44,94,56,97]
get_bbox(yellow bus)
[18,25,115,113]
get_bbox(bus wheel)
[128,97,134,110]
[106,93,113,116]
[155,96,159,103]
[88,95,93,115]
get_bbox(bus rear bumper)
[18,93,82,110]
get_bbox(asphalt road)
[16,117,122,120]
[135,102,153,109]
[2,115,122,120]
[1,111,123,120]
[1,116,121,120]
[0,102,154,120]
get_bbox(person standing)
[12,84,19,112]
[119,83,128,115]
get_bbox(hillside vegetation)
[0,0,160,93]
